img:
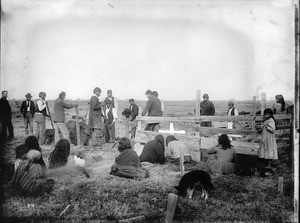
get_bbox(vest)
[228,107,236,116]
[35,99,47,116]
[106,97,115,108]
[103,106,114,124]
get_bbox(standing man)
[53,92,78,143]
[105,90,118,114]
[88,87,102,131]
[200,93,215,127]
[151,91,164,116]
[103,98,117,143]
[0,90,14,141]
[227,101,238,129]
[20,93,35,134]
[129,99,139,138]
[35,92,48,145]
[142,90,162,132]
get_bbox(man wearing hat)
[103,98,118,143]
[0,90,14,142]
[200,93,215,127]
[20,93,35,134]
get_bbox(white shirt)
[227,108,239,116]
[36,98,47,112]
[107,97,118,112]
[104,106,118,121]
[26,100,31,111]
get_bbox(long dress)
[207,145,236,174]
[258,118,278,160]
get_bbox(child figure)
[258,108,278,169]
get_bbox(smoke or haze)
[1,0,295,100]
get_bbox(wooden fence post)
[260,92,266,116]
[125,118,130,138]
[251,96,257,142]
[75,107,81,146]
[196,89,201,117]
[180,146,185,176]
[165,193,178,223]
[278,176,284,193]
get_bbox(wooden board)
[135,114,291,123]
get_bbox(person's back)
[212,145,235,163]
[142,97,162,117]
[200,100,215,116]
[139,138,165,164]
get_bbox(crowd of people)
[0,88,292,196]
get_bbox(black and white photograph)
[0,0,299,222]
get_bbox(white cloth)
[26,101,31,111]
[104,106,118,121]
[36,98,47,112]
[227,108,239,116]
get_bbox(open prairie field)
[1,99,294,223]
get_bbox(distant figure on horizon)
[227,101,238,129]
[20,93,35,135]
[35,92,48,145]
[53,92,78,143]
[200,94,215,127]
[142,90,163,132]
[0,90,14,142]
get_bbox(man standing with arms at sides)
[53,92,78,143]
[105,90,118,114]
[20,93,35,134]
[142,90,162,132]
[35,92,48,145]
[103,98,118,143]
[151,91,164,116]
[200,93,215,127]
[0,90,14,142]
[129,99,139,138]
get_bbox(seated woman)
[110,137,148,179]
[15,136,46,171]
[12,150,54,196]
[207,134,236,175]
[139,135,165,164]
[165,135,190,164]
[48,139,71,169]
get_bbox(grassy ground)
[0,100,295,222]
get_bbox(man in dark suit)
[0,90,14,141]
[20,93,35,134]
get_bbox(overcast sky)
[0,0,295,101]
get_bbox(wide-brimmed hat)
[25,93,32,98]
[122,108,131,118]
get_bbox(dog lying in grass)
[175,170,214,199]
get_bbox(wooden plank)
[193,126,257,135]
[135,114,291,123]
[165,193,178,223]
[180,147,185,176]
[196,89,201,117]
[278,177,284,193]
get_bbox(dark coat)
[200,100,215,116]
[0,98,12,121]
[142,97,162,117]
[139,139,165,164]
[20,100,36,118]
[88,95,102,129]
[130,103,139,121]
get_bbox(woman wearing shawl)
[12,150,54,196]
[165,135,190,163]
[14,136,46,171]
[110,137,148,179]
[207,134,236,175]
[258,108,278,169]
[139,135,165,164]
